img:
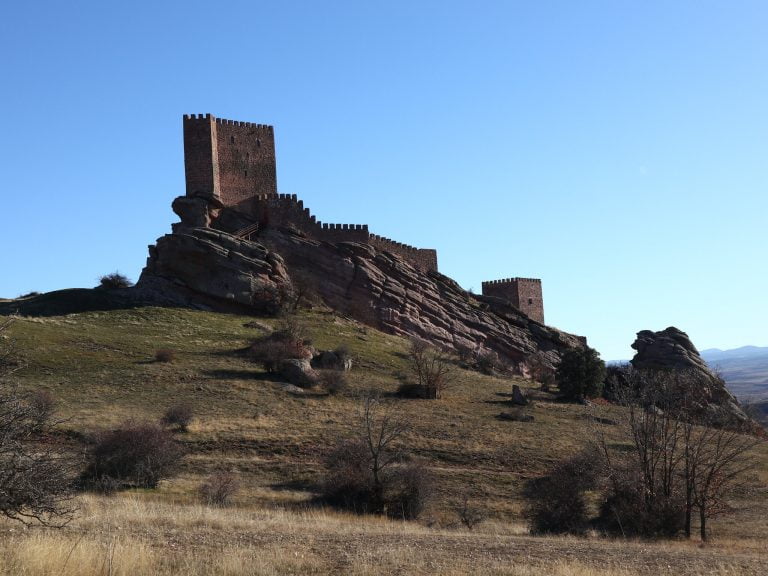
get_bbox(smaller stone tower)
[481,277,544,324]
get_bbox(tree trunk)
[699,505,707,541]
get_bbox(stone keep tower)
[482,278,544,324]
[183,114,277,207]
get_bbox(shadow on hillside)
[270,478,320,494]
[484,398,513,406]
[0,288,142,317]
[0,287,274,320]
[203,368,273,381]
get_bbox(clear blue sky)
[2,1,767,360]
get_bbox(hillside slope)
[1,305,767,574]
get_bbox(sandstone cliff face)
[136,227,291,314]
[138,200,585,369]
[260,228,583,368]
[631,327,748,424]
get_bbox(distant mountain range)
[699,346,768,402]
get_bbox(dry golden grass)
[0,495,765,576]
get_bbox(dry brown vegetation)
[1,306,766,574]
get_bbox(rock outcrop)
[259,228,584,368]
[137,195,586,369]
[136,227,291,314]
[630,327,749,424]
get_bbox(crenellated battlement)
[180,113,548,303]
[482,277,541,287]
[183,114,273,132]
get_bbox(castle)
[182,114,544,323]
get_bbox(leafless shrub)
[476,350,506,375]
[199,471,239,507]
[597,466,686,538]
[28,388,56,429]
[0,389,77,525]
[527,354,556,391]
[161,403,193,432]
[250,319,312,373]
[385,461,432,520]
[334,344,351,363]
[319,370,348,395]
[154,349,176,363]
[454,494,485,530]
[524,448,599,535]
[288,270,320,311]
[250,339,307,373]
[594,368,761,540]
[273,316,309,345]
[0,319,76,526]
[322,394,431,519]
[81,420,184,490]
[455,344,476,365]
[406,338,453,399]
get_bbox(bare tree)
[406,338,453,399]
[323,393,430,518]
[360,394,410,512]
[289,270,319,312]
[681,415,758,540]
[596,367,761,540]
[0,318,76,525]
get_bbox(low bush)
[28,389,56,429]
[80,421,184,491]
[597,471,686,538]
[154,349,176,363]
[476,350,506,375]
[524,449,599,534]
[555,346,606,401]
[161,403,193,432]
[333,344,350,363]
[321,395,432,520]
[250,319,312,373]
[250,339,306,373]
[454,495,485,530]
[98,272,133,289]
[406,338,453,399]
[319,370,348,395]
[199,471,239,507]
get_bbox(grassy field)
[1,303,767,574]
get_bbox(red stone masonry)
[182,114,437,273]
[183,114,277,203]
[482,278,544,324]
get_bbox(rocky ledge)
[137,224,584,370]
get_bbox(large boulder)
[136,227,291,314]
[280,358,319,387]
[631,327,711,373]
[630,327,749,424]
